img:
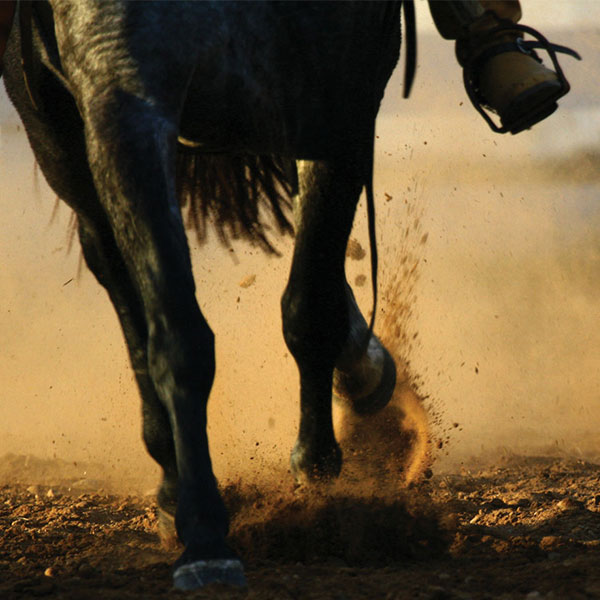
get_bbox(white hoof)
[173,558,246,590]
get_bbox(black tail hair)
[176,146,295,253]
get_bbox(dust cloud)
[1,5,599,495]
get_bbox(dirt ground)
[2,443,600,600]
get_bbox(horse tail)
[176,147,294,254]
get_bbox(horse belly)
[178,2,400,158]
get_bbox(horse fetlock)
[157,505,180,550]
[290,438,342,483]
[156,477,180,549]
[333,335,396,415]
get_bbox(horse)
[2,0,411,589]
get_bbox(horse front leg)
[282,158,364,482]
[80,97,242,588]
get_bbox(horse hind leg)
[333,284,397,415]
[6,56,181,545]
[282,157,367,482]
[281,152,398,483]
[77,218,179,546]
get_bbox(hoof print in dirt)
[173,559,247,590]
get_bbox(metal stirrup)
[463,21,582,134]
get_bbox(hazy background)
[1,0,599,489]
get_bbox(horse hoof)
[290,440,342,483]
[334,339,396,415]
[157,506,180,550]
[173,559,247,590]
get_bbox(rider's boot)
[429,0,579,134]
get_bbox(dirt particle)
[346,238,366,261]
[557,497,582,511]
[469,512,482,525]
[239,274,256,288]
[354,274,367,287]
[540,536,561,550]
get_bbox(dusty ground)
[1,447,600,600]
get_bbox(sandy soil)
[2,443,600,600]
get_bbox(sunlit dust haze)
[1,0,599,493]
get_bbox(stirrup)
[463,21,581,134]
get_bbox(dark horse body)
[3,1,402,589]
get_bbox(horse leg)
[5,42,177,535]
[77,220,179,543]
[48,0,245,583]
[80,94,243,587]
[282,157,365,482]
[3,53,181,545]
